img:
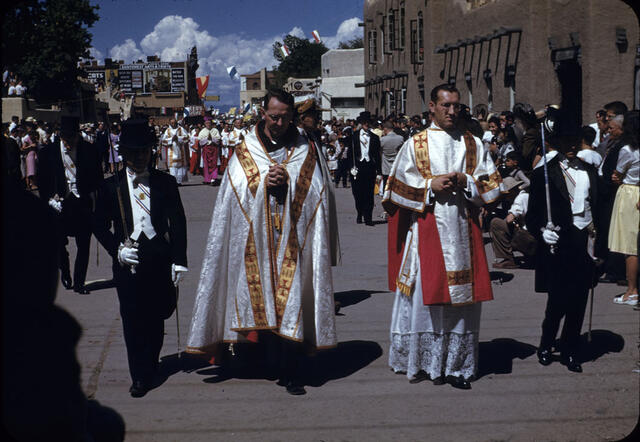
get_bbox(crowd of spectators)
[3,70,28,97]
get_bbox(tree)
[338,37,364,49]
[271,34,328,86]
[2,0,99,103]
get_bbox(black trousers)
[334,158,349,187]
[59,194,93,287]
[114,234,175,384]
[350,163,376,222]
[539,226,592,356]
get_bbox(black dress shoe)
[446,375,471,390]
[365,220,374,226]
[563,355,582,373]
[129,381,150,398]
[61,273,73,290]
[432,376,446,386]
[73,285,90,295]
[356,216,363,224]
[409,371,428,384]
[285,380,306,395]
[537,348,553,366]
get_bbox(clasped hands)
[430,172,468,195]
[267,164,287,189]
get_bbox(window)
[368,30,378,64]
[410,20,422,64]
[331,97,365,108]
[399,3,405,49]
[386,89,396,115]
[400,87,407,114]
[387,9,395,52]
[417,12,424,63]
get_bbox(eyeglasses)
[266,113,291,122]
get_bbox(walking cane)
[588,285,595,342]
[175,285,182,359]
[540,122,558,254]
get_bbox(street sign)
[204,95,220,101]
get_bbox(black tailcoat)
[347,129,381,221]
[94,168,187,384]
[525,153,600,353]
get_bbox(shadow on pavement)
[477,338,537,379]
[334,290,376,308]
[84,278,116,292]
[577,329,625,363]
[195,340,383,388]
[489,271,515,284]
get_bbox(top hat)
[357,111,372,124]
[60,116,80,137]
[119,119,154,150]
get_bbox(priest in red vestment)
[383,84,504,389]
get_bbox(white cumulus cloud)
[108,16,363,107]
[109,38,144,63]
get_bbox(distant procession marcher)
[348,111,382,226]
[198,118,221,185]
[380,120,404,196]
[94,119,188,398]
[161,118,189,185]
[384,84,502,389]
[187,89,340,395]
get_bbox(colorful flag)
[227,66,239,80]
[228,107,237,115]
[242,102,250,113]
[195,75,209,99]
[311,30,321,43]
[280,43,290,57]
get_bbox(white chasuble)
[187,126,338,353]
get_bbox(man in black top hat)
[94,118,188,397]
[526,111,600,373]
[38,115,104,293]
[347,111,381,225]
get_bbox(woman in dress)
[609,111,639,306]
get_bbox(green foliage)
[2,0,99,103]
[338,37,364,49]
[271,34,328,84]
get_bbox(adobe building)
[320,48,365,120]
[240,68,276,109]
[362,0,639,124]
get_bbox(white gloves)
[171,264,188,287]
[542,228,559,246]
[48,198,63,213]
[118,243,139,266]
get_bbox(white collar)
[533,150,558,169]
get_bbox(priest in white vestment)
[160,119,189,184]
[187,89,340,395]
[383,84,504,389]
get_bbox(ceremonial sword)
[540,121,558,254]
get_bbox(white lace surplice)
[388,218,481,380]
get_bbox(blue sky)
[89,0,364,108]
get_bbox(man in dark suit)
[526,116,599,373]
[347,111,381,226]
[38,116,103,294]
[94,119,188,398]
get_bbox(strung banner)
[280,44,290,57]
[311,30,321,43]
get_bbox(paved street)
[56,177,639,441]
